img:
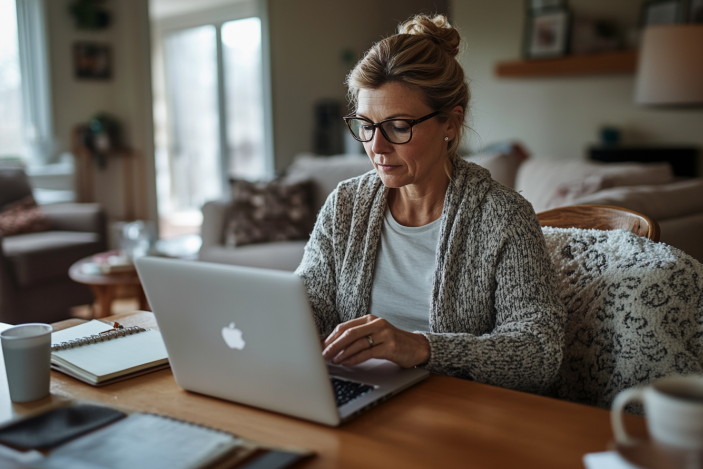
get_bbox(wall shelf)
[495,50,638,78]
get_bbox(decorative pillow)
[544,162,676,210]
[284,154,374,214]
[223,179,315,247]
[517,160,674,213]
[0,195,50,237]
[544,175,615,210]
[464,141,530,189]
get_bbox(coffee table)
[68,256,149,318]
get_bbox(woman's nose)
[370,128,393,155]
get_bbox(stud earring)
[444,137,449,141]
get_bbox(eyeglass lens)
[348,119,412,144]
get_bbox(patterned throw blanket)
[541,227,703,410]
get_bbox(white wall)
[452,0,703,168]
[45,0,156,224]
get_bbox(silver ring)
[366,335,374,348]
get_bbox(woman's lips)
[377,164,401,172]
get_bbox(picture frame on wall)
[524,8,571,59]
[641,0,683,26]
[73,42,112,80]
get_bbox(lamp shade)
[634,25,703,106]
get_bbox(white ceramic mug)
[0,323,52,402]
[611,375,703,450]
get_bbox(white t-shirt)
[368,208,441,332]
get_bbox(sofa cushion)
[285,154,374,213]
[0,195,50,237]
[569,178,703,221]
[3,231,101,287]
[224,179,315,247]
[199,240,307,272]
[659,213,703,263]
[516,160,674,212]
[464,142,529,189]
[0,167,33,208]
[463,152,523,189]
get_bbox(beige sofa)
[514,158,703,262]
[200,152,703,269]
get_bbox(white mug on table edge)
[0,323,53,403]
[611,375,703,450]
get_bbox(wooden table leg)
[89,285,115,318]
[137,286,150,311]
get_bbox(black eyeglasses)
[343,110,440,145]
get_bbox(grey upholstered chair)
[0,167,106,324]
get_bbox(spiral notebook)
[50,320,169,386]
[34,412,246,469]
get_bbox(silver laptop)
[135,257,429,426]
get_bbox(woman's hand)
[322,315,430,368]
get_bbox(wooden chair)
[536,205,660,242]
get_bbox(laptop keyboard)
[330,377,374,407]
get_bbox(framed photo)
[73,42,112,80]
[687,0,703,22]
[524,8,571,59]
[641,0,683,26]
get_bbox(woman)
[295,14,566,394]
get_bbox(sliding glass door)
[163,25,221,215]
[153,3,271,237]
[222,17,265,181]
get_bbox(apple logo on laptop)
[222,322,245,350]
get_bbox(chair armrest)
[40,203,107,249]
[200,199,231,252]
[0,231,20,318]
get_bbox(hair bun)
[398,14,460,58]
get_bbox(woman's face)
[356,82,457,190]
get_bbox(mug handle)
[611,388,644,446]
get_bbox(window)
[0,0,52,166]
[152,2,272,238]
[0,0,26,162]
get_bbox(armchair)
[0,167,106,324]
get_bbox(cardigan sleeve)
[419,205,567,394]
[294,191,342,338]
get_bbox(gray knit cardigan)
[295,157,567,394]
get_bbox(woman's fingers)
[328,335,376,364]
[323,315,376,349]
[322,320,379,361]
[322,323,376,360]
[321,315,430,368]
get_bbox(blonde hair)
[346,14,470,164]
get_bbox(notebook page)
[51,320,113,346]
[52,330,168,378]
[35,413,240,469]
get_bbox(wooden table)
[68,256,149,317]
[0,312,647,469]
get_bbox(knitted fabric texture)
[295,157,566,394]
[542,227,703,410]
